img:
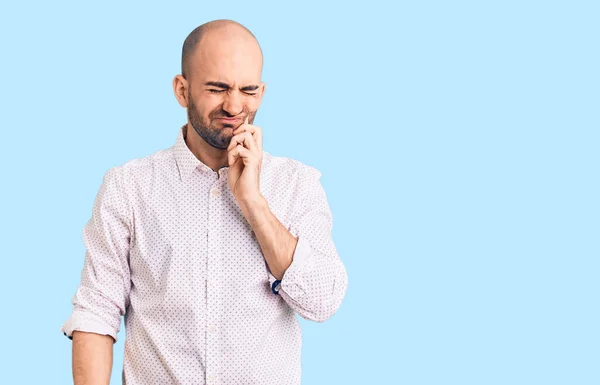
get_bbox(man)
[61,19,348,385]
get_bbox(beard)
[187,91,255,150]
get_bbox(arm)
[239,195,296,281]
[242,165,348,322]
[72,331,114,385]
[61,166,132,380]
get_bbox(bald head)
[173,19,266,152]
[181,19,263,79]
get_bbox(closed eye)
[208,89,257,96]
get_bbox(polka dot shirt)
[61,124,348,385]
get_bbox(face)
[186,85,260,149]
[182,34,265,150]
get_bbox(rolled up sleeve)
[268,165,348,322]
[61,166,132,343]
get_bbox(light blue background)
[0,1,598,384]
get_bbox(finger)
[228,131,257,153]
[228,143,253,166]
[233,116,262,151]
[233,116,252,135]
[234,131,257,152]
[254,125,262,150]
[235,125,261,150]
[233,124,255,136]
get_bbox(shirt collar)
[173,124,218,181]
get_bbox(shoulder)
[262,150,322,185]
[103,147,174,184]
[260,152,326,222]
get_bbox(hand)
[227,116,264,204]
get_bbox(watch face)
[272,280,281,294]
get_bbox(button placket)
[206,180,223,384]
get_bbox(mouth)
[216,117,242,124]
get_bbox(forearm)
[238,187,347,322]
[240,196,296,280]
[72,331,114,385]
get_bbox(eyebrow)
[204,81,259,92]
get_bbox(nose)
[222,91,244,116]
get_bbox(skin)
[72,331,113,385]
[172,20,299,280]
[173,20,265,173]
[71,20,300,384]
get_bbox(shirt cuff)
[267,236,313,292]
[60,308,119,343]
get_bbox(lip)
[217,117,242,123]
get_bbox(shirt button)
[211,187,220,197]
[208,325,217,333]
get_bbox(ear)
[172,75,189,108]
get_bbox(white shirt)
[61,124,348,385]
